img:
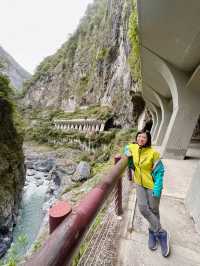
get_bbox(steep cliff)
[23,0,144,127]
[0,75,25,257]
[0,46,31,91]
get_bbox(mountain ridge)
[0,45,31,90]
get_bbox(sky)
[0,0,93,74]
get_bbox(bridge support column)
[95,124,99,132]
[152,106,162,143]
[154,97,172,146]
[150,110,157,136]
[161,68,200,159]
[145,100,161,143]
[138,110,146,131]
[100,123,104,132]
[186,161,200,233]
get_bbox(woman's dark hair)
[135,129,152,147]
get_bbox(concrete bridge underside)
[137,0,200,159]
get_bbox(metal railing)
[24,156,128,266]
[76,166,131,265]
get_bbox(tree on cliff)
[0,73,13,97]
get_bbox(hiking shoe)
[157,229,170,257]
[148,229,158,250]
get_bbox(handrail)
[24,156,128,266]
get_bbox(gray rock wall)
[24,0,143,127]
[0,94,25,256]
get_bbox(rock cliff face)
[0,46,31,90]
[24,0,144,127]
[0,75,25,257]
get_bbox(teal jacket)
[124,145,164,197]
[151,160,164,197]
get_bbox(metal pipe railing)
[24,156,128,266]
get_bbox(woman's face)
[137,133,148,147]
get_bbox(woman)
[124,129,170,257]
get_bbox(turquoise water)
[0,177,49,264]
[12,181,48,254]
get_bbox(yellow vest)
[128,143,160,189]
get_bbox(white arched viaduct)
[137,0,200,159]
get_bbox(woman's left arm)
[152,151,165,197]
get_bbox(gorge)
[0,0,144,262]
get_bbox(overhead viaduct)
[137,0,200,159]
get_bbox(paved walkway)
[117,147,200,266]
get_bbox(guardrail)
[24,156,128,266]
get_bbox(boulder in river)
[35,180,44,187]
[26,169,36,176]
[72,161,91,182]
[52,171,61,186]
[34,158,55,172]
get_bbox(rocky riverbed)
[0,142,91,260]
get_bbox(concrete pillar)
[149,110,157,136]
[138,110,146,131]
[155,102,171,145]
[95,124,99,132]
[185,161,200,233]
[161,66,200,159]
[145,100,160,142]
[152,91,172,146]
[152,106,162,143]
[100,123,104,132]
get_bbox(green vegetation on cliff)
[128,0,141,88]
[0,75,25,137]
[0,74,13,98]
[53,105,113,120]
[0,74,25,260]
